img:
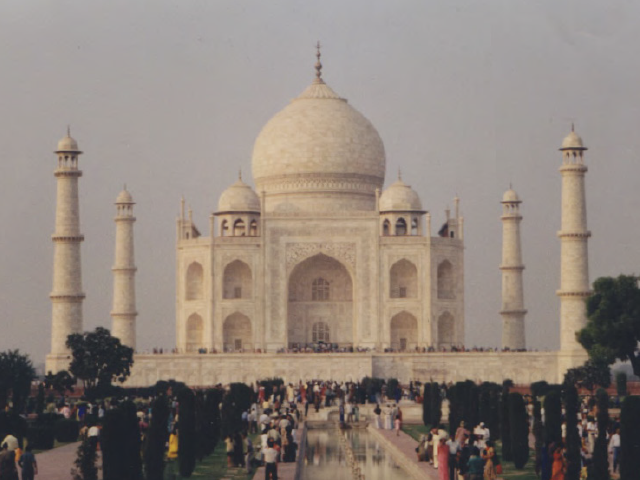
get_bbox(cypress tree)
[620,395,640,480]
[144,395,170,480]
[468,381,480,430]
[72,437,98,480]
[592,389,609,480]
[508,392,529,469]
[532,397,544,476]
[500,380,513,461]
[422,383,431,426]
[178,388,197,478]
[543,389,562,446]
[101,401,141,480]
[615,372,627,397]
[430,382,442,427]
[564,385,581,480]
[203,388,223,455]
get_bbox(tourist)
[243,432,253,474]
[467,447,484,480]
[438,437,450,480]
[455,421,468,445]
[446,436,459,480]
[264,438,278,480]
[17,445,37,480]
[168,428,178,461]
[394,414,401,436]
[432,427,440,468]
[384,405,393,430]
[416,435,428,462]
[0,443,18,480]
[373,403,382,429]
[481,440,497,480]
[339,402,345,424]
[225,434,234,467]
[608,427,620,474]
[551,443,565,480]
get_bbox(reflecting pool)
[301,427,408,480]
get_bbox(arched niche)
[438,311,454,347]
[223,312,252,352]
[185,262,204,300]
[186,313,203,352]
[223,260,252,299]
[390,311,418,351]
[437,260,455,299]
[390,259,418,299]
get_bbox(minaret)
[46,129,85,373]
[500,187,526,350]
[557,126,591,354]
[111,187,137,349]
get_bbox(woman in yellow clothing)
[167,429,178,460]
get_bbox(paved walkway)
[36,442,102,480]
[368,426,439,479]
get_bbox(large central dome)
[251,75,386,213]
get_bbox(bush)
[508,392,529,469]
[101,400,142,480]
[500,381,513,461]
[361,377,385,402]
[27,423,55,450]
[178,388,197,478]
[387,378,400,401]
[55,418,80,442]
[430,382,442,427]
[72,437,98,480]
[144,395,170,480]
[0,412,27,448]
[615,372,627,397]
[564,385,581,480]
[543,389,562,445]
[258,378,284,401]
[620,395,640,479]
[203,388,223,456]
[221,383,254,439]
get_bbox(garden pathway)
[35,441,102,480]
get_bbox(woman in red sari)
[437,437,450,480]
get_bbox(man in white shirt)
[264,439,278,479]
[608,428,621,473]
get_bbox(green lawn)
[402,424,432,441]
[164,433,260,480]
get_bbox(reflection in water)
[302,428,407,480]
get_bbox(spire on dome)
[398,168,402,181]
[314,41,324,84]
[67,125,71,137]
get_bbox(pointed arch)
[382,219,391,236]
[221,219,229,237]
[186,313,203,353]
[233,219,246,236]
[437,311,454,347]
[223,260,252,299]
[411,217,419,236]
[390,311,418,351]
[185,262,204,300]
[390,259,418,298]
[437,260,455,299]
[395,217,407,236]
[249,220,258,236]
[223,312,252,352]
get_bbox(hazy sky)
[2,0,639,367]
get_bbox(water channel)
[301,426,408,480]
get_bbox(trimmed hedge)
[620,395,640,479]
[543,389,562,445]
[508,392,529,469]
[422,383,431,426]
[144,395,170,480]
[55,418,79,442]
[27,424,55,450]
[178,388,197,478]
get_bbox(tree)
[564,360,611,393]
[221,383,254,438]
[543,389,562,446]
[66,327,134,396]
[144,394,170,480]
[203,388,223,456]
[508,392,529,469]
[0,350,36,412]
[500,380,513,461]
[72,437,98,480]
[620,395,640,479]
[178,388,197,478]
[563,385,581,480]
[615,372,627,397]
[44,370,76,396]
[422,383,432,426]
[593,389,609,480]
[578,275,640,376]
[430,382,442,427]
[35,383,45,415]
[101,401,141,480]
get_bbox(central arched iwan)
[390,311,418,351]
[287,253,353,348]
[223,312,252,352]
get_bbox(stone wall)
[125,351,561,387]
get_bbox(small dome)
[217,178,260,213]
[560,130,586,150]
[116,189,134,204]
[502,188,520,203]
[56,134,80,152]
[379,179,423,212]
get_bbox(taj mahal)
[45,49,590,386]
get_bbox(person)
[438,437,450,480]
[225,434,234,467]
[374,404,382,429]
[264,438,278,480]
[233,431,245,467]
[339,403,345,424]
[394,414,401,436]
[454,421,467,445]
[432,427,440,468]
[467,447,484,480]
[244,432,253,474]
[18,445,37,480]
[167,428,178,460]
[416,435,427,462]
[608,427,620,474]
[446,436,459,480]
[551,443,565,480]
[482,440,497,480]
[0,443,19,480]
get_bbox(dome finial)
[314,41,324,84]
[571,122,575,132]
[398,167,402,181]
[238,168,242,181]
[67,124,71,137]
